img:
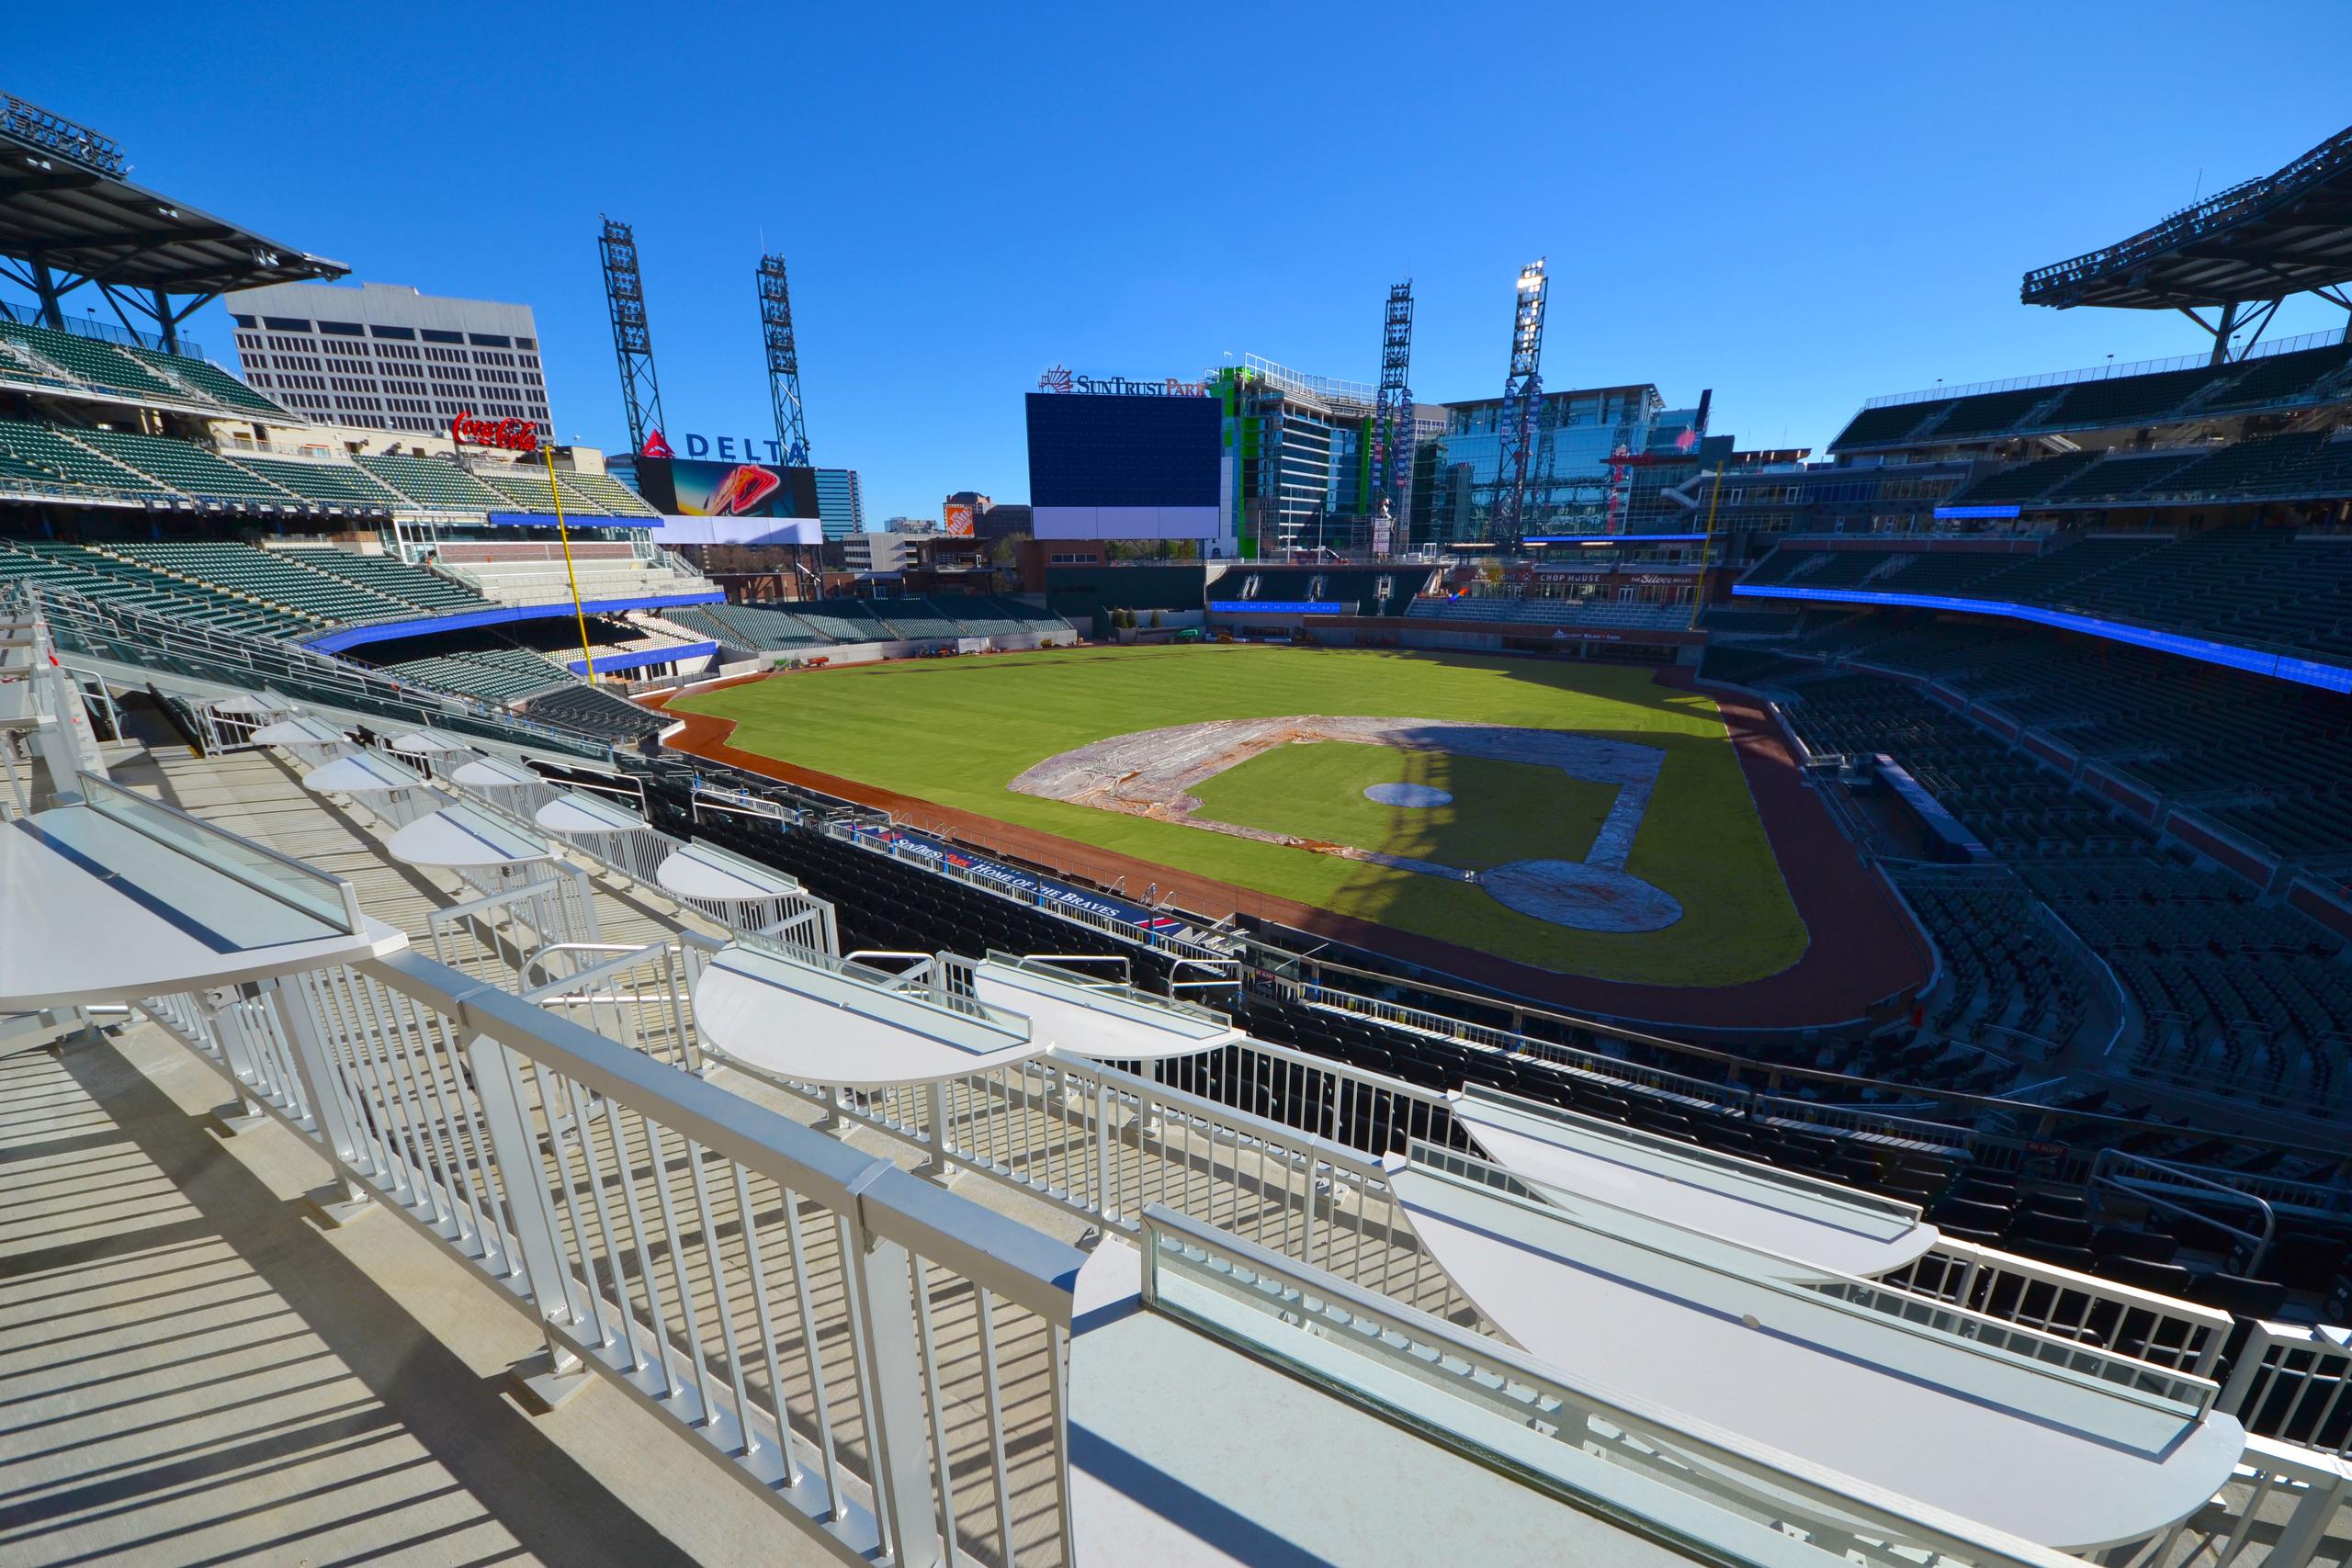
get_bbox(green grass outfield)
[673,645,1806,986]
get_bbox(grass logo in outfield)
[671,645,1807,987]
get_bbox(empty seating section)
[786,598,897,643]
[522,682,668,740]
[667,595,1071,652]
[668,604,824,651]
[1833,341,2352,452]
[281,549,488,613]
[0,319,181,400]
[2042,366,2219,429]
[554,468,662,517]
[119,345,291,417]
[2043,452,2199,502]
[1774,650,2352,1105]
[1922,389,2052,439]
[374,647,573,704]
[869,597,967,639]
[105,542,410,624]
[1892,867,2087,1048]
[476,468,571,513]
[0,420,169,495]
[1741,530,2352,669]
[0,541,304,636]
[229,455,404,508]
[71,428,292,502]
[1830,401,1940,449]
[2199,342,2352,412]
[1946,451,2099,505]
[353,454,511,510]
[1405,595,1691,629]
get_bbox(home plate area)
[1010,716,1685,934]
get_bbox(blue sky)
[11,3,2352,525]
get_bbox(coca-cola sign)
[448,411,539,454]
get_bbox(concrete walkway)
[0,1021,829,1568]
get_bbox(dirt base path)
[642,666,1931,1036]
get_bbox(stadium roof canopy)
[0,92,344,345]
[2022,123,2352,311]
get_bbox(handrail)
[2091,1149,2279,1273]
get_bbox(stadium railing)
[1250,964,2352,1211]
[30,581,617,759]
[139,945,1080,1568]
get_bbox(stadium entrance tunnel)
[1010,715,1684,934]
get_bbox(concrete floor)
[0,1025,843,1568]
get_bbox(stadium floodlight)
[0,92,127,178]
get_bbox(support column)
[846,1222,945,1568]
[268,976,375,1223]
[2209,300,2241,367]
[29,259,63,330]
[466,1031,590,1406]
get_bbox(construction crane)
[1494,258,1548,537]
[755,253,809,466]
[597,218,666,456]
[1372,280,1415,552]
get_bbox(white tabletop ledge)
[304,750,430,796]
[1453,1086,1938,1281]
[387,727,475,756]
[1391,1156,2240,1551]
[450,755,543,791]
[389,802,555,870]
[972,957,1240,1062]
[536,790,649,836]
[656,840,799,902]
[252,716,353,749]
[695,941,1037,1088]
[0,807,406,1010]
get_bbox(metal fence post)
[919,1079,956,1186]
[267,975,374,1213]
[202,987,268,1130]
[845,1204,945,1568]
[466,1030,581,1375]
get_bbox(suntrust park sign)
[1038,364,1207,397]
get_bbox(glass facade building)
[1408,385,1717,543]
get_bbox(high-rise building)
[814,467,864,540]
[224,280,552,436]
[1408,384,1713,543]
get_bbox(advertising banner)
[944,501,976,537]
[633,455,820,519]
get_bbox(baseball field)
[668,644,1807,986]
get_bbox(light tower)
[597,218,666,456]
[1372,280,1415,552]
[756,254,810,466]
[1494,258,1548,538]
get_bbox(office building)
[225,279,552,436]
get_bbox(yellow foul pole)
[542,440,598,685]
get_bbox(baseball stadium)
[11,78,2352,1568]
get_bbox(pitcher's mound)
[1363,781,1453,808]
[1484,860,1683,933]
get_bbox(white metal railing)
[2219,1322,2352,1460]
[1884,1235,2234,1381]
[1138,1205,2088,1568]
[139,949,1082,1568]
